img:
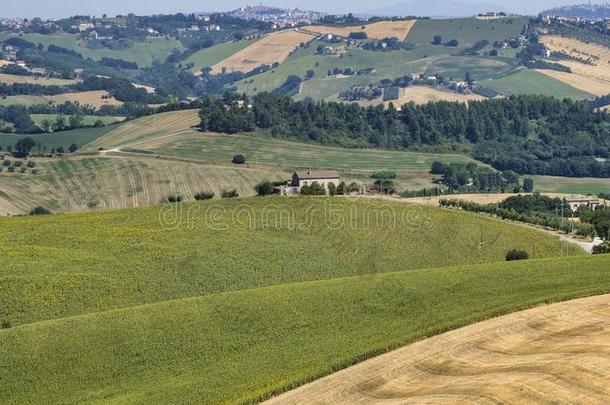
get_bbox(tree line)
[199,92,610,178]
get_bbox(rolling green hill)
[0,33,184,67]
[0,123,119,151]
[0,197,582,327]
[0,108,608,216]
[2,252,607,404]
[406,17,529,48]
[29,114,125,128]
[231,16,560,103]
[481,69,593,99]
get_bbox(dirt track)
[266,294,610,404]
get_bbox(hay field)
[0,91,122,109]
[540,35,610,83]
[267,293,610,404]
[0,59,12,67]
[84,109,200,151]
[211,30,316,74]
[534,69,610,96]
[388,86,485,105]
[0,73,80,86]
[307,20,417,41]
[0,155,283,215]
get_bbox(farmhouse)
[292,170,340,189]
[566,196,602,212]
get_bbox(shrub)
[14,160,22,167]
[349,32,368,40]
[445,39,459,47]
[3,159,10,166]
[301,182,325,196]
[523,178,534,193]
[506,249,529,261]
[20,167,26,173]
[194,191,215,200]
[592,242,610,255]
[336,181,346,195]
[328,182,337,196]
[166,193,183,203]
[575,223,596,238]
[26,160,36,168]
[31,169,38,175]
[69,143,78,153]
[29,206,51,215]
[7,166,15,173]
[221,189,239,199]
[255,181,274,196]
[0,319,11,329]
[370,170,397,180]
[232,154,246,165]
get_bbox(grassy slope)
[30,114,125,127]
[0,197,582,327]
[2,254,608,404]
[236,17,531,101]
[0,155,285,214]
[82,109,476,189]
[532,175,610,194]
[482,70,593,99]
[142,132,477,171]
[406,17,529,48]
[0,33,184,67]
[0,123,118,151]
[185,38,260,73]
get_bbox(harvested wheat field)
[0,59,12,67]
[84,109,200,151]
[404,192,601,207]
[534,69,610,96]
[389,86,485,105]
[49,91,123,109]
[267,294,610,404]
[540,35,610,83]
[307,20,417,41]
[0,73,80,86]
[211,30,316,74]
[0,91,122,109]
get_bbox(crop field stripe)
[1,254,608,404]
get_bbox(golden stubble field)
[0,90,122,109]
[267,294,610,404]
[540,35,610,94]
[0,73,80,86]
[307,20,417,41]
[211,29,316,74]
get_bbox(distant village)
[226,5,325,29]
